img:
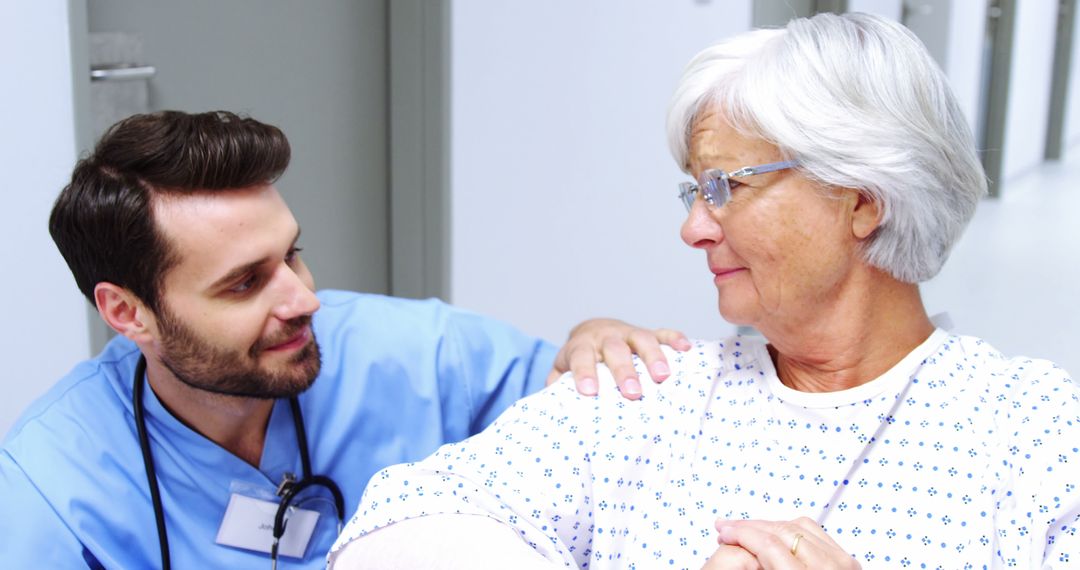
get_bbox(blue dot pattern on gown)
[331,330,1080,569]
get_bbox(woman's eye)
[285,247,304,264]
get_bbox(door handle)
[90,65,157,82]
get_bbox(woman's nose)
[680,198,723,249]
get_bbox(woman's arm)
[330,514,561,569]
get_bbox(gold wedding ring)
[790,532,804,556]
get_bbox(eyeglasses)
[678,160,799,212]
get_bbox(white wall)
[1063,2,1080,150]
[847,0,902,21]
[1001,2,1059,181]
[0,2,91,436]
[449,0,751,344]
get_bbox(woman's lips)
[711,266,745,282]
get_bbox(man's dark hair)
[49,110,291,313]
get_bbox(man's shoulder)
[2,336,141,512]
[313,290,454,332]
[0,336,157,567]
[4,335,139,445]
[306,291,465,395]
[312,289,537,350]
[315,289,447,310]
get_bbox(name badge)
[216,493,320,559]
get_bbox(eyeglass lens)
[679,171,729,212]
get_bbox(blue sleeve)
[0,450,91,567]
[438,307,558,435]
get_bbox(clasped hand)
[702,518,860,570]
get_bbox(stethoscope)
[133,355,345,569]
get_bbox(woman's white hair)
[667,12,987,283]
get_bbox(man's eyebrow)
[208,259,266,291]
[208,228,302,291]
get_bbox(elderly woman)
[328,13,1078,569]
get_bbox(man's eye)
[231,275,258,294]
[285,247,304,264]
[728,180,745,192]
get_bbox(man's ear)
[851,190,884,240]
[94,283,156,343]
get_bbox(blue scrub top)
[0,291,556,568]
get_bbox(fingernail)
[652,361,670,379]
[624,378,642,396]
[717,525,735,542]
[579,377,598,395]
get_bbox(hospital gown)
[331,330,1080,569]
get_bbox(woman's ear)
[94,283,155,343]
[851,191,884,239]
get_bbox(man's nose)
[272,266,320,321]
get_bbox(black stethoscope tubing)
[132,355,345,569]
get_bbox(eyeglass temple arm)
[730,160,799,178]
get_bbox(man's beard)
[156,306,322,399]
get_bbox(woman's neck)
[759,269,935,393]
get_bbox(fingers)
[551,318,691,399]
[655,327,692,351]
[716,523,803,570]
[702,544,762,570]
[546,343,574,386]
[715,518,859,570]
[562,342,600,396]
[602,326,691,385]
[622,328,671,382]
[600,336,642,399]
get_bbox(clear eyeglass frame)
[678,160,799,212]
